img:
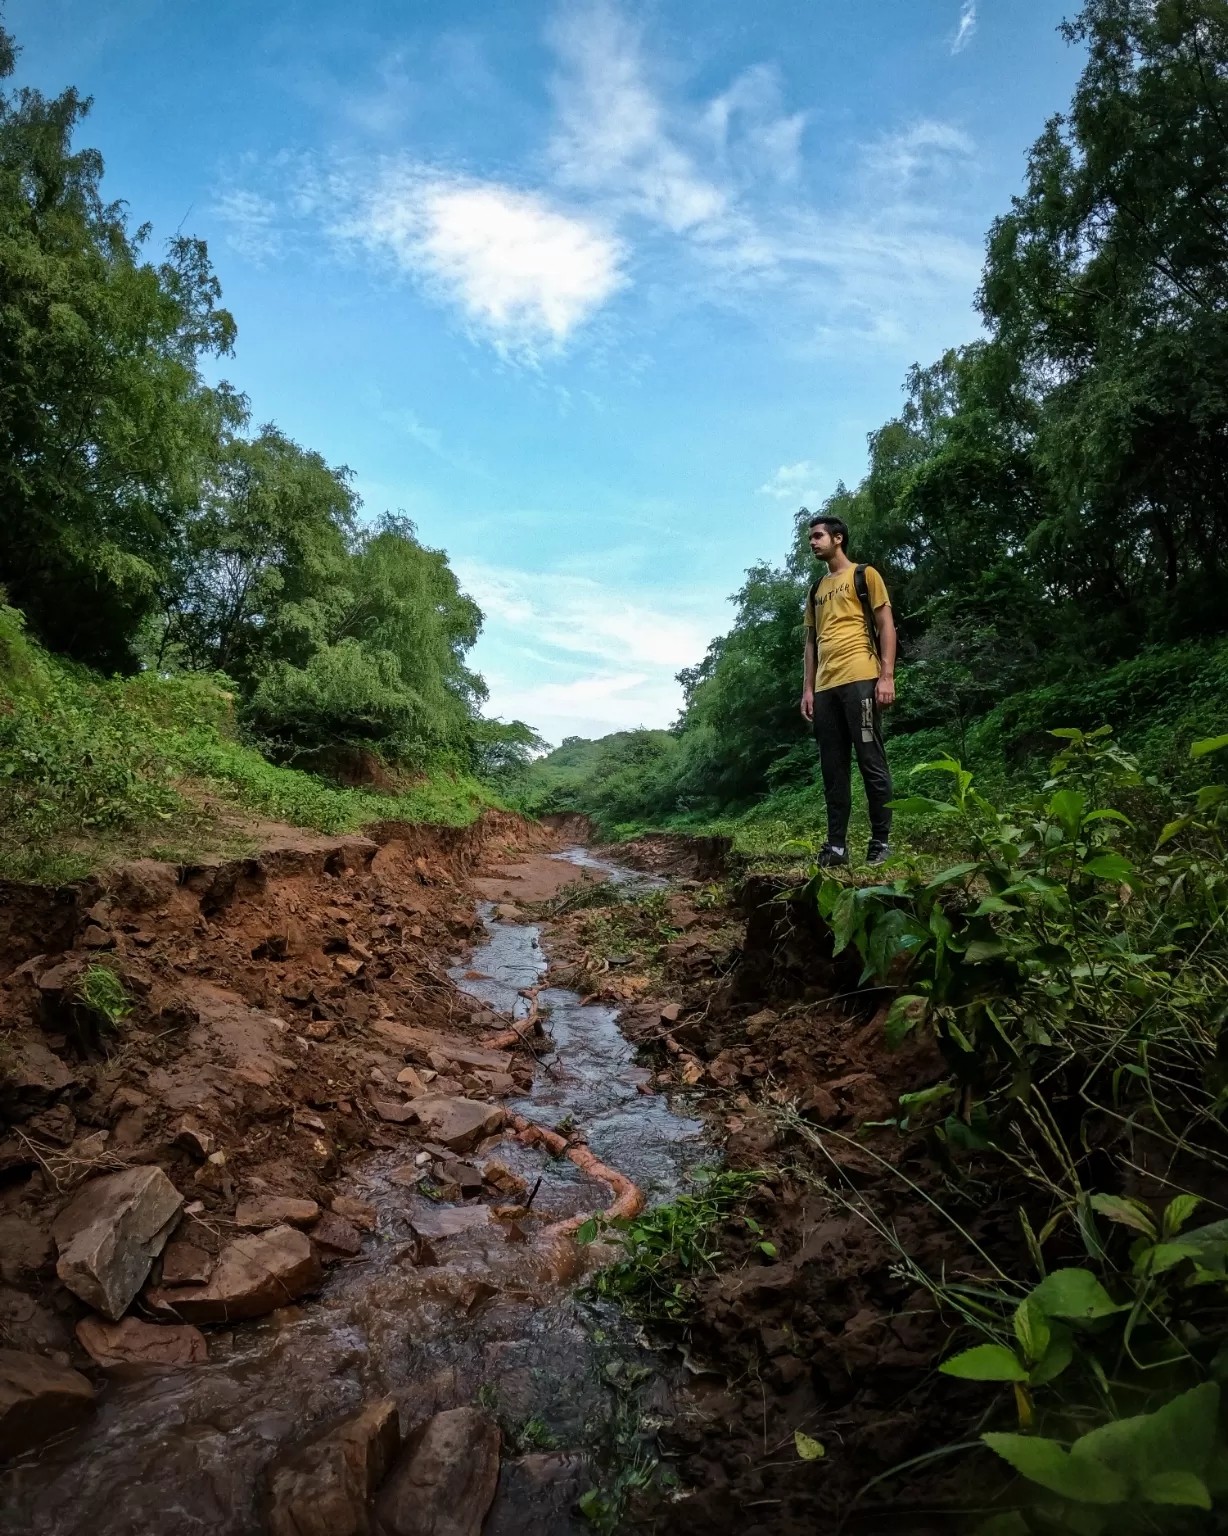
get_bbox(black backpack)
[808,563,881,658]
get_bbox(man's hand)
[801,688,815,722]
[875,674,896,709]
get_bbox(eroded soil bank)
[1,816,1004,1533]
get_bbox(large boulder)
[147,1224,322,1323]
[75,1315,207,1367]
[267,1397,401,1536]
[377,1407,500,1536]
[53,1166,183,1320]
[411,1098,505,1154]
[0,1348,95,1460]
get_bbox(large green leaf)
[965,938,1009,964]
[982,1434,1128,1504]
[1081,852,1135,882]
[939,1344,1028,1381]
[1132,1382,1220,1480]
[1089,1194,1157,1240]
[884,993,928,1049]
[924,862,982,889]
[1013,1296,1050,1365]
[1140,1471,1212,1508]
[1029,1268,1124,1321]
[886,794,960,817]
[1191,735,1228,760]
[1046,788,1087,840]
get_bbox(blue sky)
[12,0,1082,745]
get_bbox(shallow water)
[1,848,704,1535]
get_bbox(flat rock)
[312,1213,362,1259]
[395,1066,429,1096]
[0,1347,95,1460]
[481,1161,528,1198]
[235,1196,320,1230]
[268,1397,400,1536]
[369,1095,416,1125]
[75,1315,207,1368]
[0,1038,74,1115]
[147,1224,322,1323]
[331,1197,377,1232]
[408,1205,491,1241]
[160,1240,214,1286]
[377,1406,500,1536]
[53,1166,183,1320]
[412,1097,505,1154]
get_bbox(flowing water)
[1,849,706,1534]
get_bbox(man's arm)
[801,629,817,721]
[874,605,896,708]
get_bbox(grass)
[0,604,506,881]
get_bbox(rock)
[377,1406,500,1536]
[147,1225,322,1323]
[268,1397,400,1536]
[0,1215,53,1283]
[0,1038,74,1117]
[53,1166,184,1320]
[335,1396,401,1497]
[408,1206,491,1241]
[234,1196,320,1230]
[659,1002,681,1024]
[395,1066,429,1096]
[294,1108,327,1132]
[481,1161,528,1198]
[81,925,114,949]
[312,1213,362,1259]
[268,1442,369,1536]
[331,1197,377,1232]
[369,1095,416,1125]
[411,1097,505,1154]
[439,1162,484,1196]
[0,1347,95,1459]
[334,955,364,978]
[475,1072,516,1096]
[160,1240,214,1286]
[75,1315,207,1368]
[483,1452,587,1536]
[106,859,179,911]
[173,1116,215,1160]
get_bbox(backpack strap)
[853,564,881,658]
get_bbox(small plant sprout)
[74,965,133,1029]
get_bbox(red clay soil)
[538,848,1027,1534]
[0,812,563,1361]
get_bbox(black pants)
[813,679,893,845]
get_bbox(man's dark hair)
[809,513,850,552]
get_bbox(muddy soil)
[1,817,1017,1533]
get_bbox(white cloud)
[863,120,975,182]
[757,461,823,504]
[342,169,625,357]
[952,1,977,54]
[212,188,283,262]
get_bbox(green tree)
[0,26,237,671]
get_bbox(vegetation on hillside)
[0,14,534,874]
[524,0,1228,852]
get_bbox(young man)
[800,514,897,866]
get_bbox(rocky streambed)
[0,839,707,1534]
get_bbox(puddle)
[1,852,705,1535]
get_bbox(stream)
[1,848,706,1534]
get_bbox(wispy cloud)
[214,0,984,361]
[952,1,977,54]
[757,461,823,504]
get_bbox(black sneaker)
[817,843,849,867]
[866,840,892,865]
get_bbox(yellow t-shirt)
[804,564,890,691]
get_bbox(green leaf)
[1139,1471,1211,1508]
[913,755,965,776]
[1191,735,1228,760]
[793,1430,825,1461]
[1081,853,1135,882]
[884,993,929,1049]
[758,1241,778,1259]
[972,1516,1031,1536]
[898,1081,954,1111]
[924,862,982,889]
[1046,788,1087,840]
[1089,1194,1157,1240]
[886,795,960,817]
[1082,809,1133,826]
[1157,816,1193,848]
[1029,1268,1124,1321]
[982,1434,1128,1504]
[1013,1296,1050,1365]
[1028,1332,1073,1386]
[1162,1194,1202,1239]
[965,938,1008,964]
[939,1344,1028,1382]
[1132,1382,1220,1481]
[1133,1242,1200,1278]
[576,1219,598,1245]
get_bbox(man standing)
[800,513,897,866]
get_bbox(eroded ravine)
[1,847,705,1535]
